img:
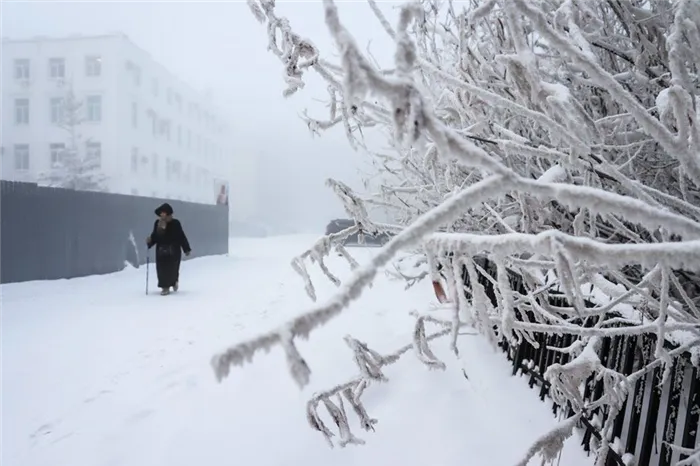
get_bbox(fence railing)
[435,254,699,466]
[499,328,699,466]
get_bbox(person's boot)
[173,282,179,293]
[160,288,170,296]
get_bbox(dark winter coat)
[148,218,191,259]
[148,203,191,289]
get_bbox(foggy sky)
[1,1,400,233]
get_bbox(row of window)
[14,56,101,80]
[124,59,224,134]
[13,97,222,165]
[13,55,226,134]
[130,102,223,159]
[14,96,102,125]
[9,142,211,188]
[129,147,211,185]
[13,96,220,158]
[11,142,102,171]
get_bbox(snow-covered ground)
[3,235,594,466]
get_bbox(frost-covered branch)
[213,0,700,459]
[515,413,581,466]
[305,313,452,447]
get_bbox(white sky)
[1,0,401,232]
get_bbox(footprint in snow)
[30,423,53,439]
[126,409,155,424]
[84,389,113,404]
[30,421,74,449]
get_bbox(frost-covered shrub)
[212,1,700,463]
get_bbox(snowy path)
[2,236,593,466]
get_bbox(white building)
[1,33,234,204]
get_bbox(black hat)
[155,203,174,216]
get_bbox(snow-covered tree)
[211,0,700,463]
[40,86,107,191]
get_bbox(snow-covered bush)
[40,85,107,191]
[212,0,700,463]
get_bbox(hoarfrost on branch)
[213,0,700,462]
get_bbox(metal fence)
[436,254,699,466]
[500,324,699,466]
[1,181,229,284]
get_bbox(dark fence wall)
[1,181,228,284]
[501,333,699,466]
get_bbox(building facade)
[1,33,234,204]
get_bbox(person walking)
[146,203,192,295]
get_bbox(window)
[131,147,139,173]
[50,143,65,166]
[167,88,173,105]
[131,102,138,128]
[152,78,159,97]
[14,144,29,170]
[125,61,141,86]
[14,98,29,125]
[86,96,102,122]
[187,129,191,148]
[14,59,30,80]
[152,153,158,176]
[172,160,181,179]
[175,93,182,111]
[85,56,102,77]
[50,98,64,124]
[86,141,102,167]
[165,157,172,180]
[159,119,171,140]
[177,125,182,146]
[49,58,65,79]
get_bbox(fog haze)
[2,1,399,233]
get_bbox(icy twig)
[514,413,582,466]
[305,319,451,446]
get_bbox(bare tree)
[211,0,700,463]
[41,86,107,191]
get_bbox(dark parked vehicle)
[325,219,391,247]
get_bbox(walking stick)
[146,253,150,295]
